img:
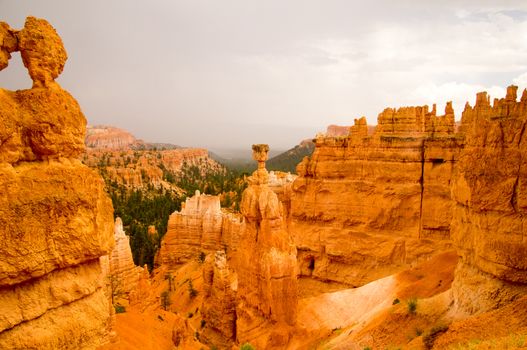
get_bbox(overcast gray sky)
[1,1,527,152]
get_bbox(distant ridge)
[267,139,315,174]
[86,125,179,150]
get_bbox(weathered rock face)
[0,17,114,349]
[235,144,298,348]
[109,218,143,304]
[326,124,351,137]
[292,104,458,287]
[451,86,527,314]
[86,125,141,150]
[157,191,243,271]
[201,251,238,349]
[83,147,217,193]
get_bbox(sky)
[1,1,527,153]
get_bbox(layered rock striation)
[451,86,527,314]
[292,104,460,286]
[0,17,114,349]
[156,191,243,271]
[109,218,143,304]
[86,125,142,150]
[235,144,298,348]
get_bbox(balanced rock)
[0,17,114,349]
[235,144,298,348]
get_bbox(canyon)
[1,15,527,350]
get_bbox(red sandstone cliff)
[156,191,243,271]
[0,17,114,349]
[235,145,298,349]
[86,125,142,150]
[451,86,527,315]
[109,218,144,305]
[292,108,458,287]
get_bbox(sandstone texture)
[326,124,351,137]
[292,104,458,287]
[201,251,238,349]
[156,191,243,270]
[109,218,143,304]
[0,17,114,349]
[83,147,217,193]
[235,144,298,348]
[451,86,527,314]
[86,125,142,150]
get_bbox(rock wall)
[201,251,238,349]
[451,86,527,314]
[109,218,143,304]
[0,17,114,349]
[86,125,141,150]
[83,147,215,192]
[291,104,458,286]
[156,191,243,271]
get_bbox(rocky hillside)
[82,129,247,271]
[267,139,315,173]
[86,125,180,150]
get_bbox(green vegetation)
[170,160,247,210]
[407,298,418,314]
[392,298,400,305]
[267,141,315,173]
[188,280,198,298]
[114,304,126,314]
[160,290,171,311]
[106,180,179,270]
[198,251,206,264]
[240,343,255,350]
[91,151,248,271]
[423,324,449,350]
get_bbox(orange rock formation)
[0,17,114,349]
[235,144,298,348]
[451,86,527,315]
[109,218,143,304]
[83,147,217,192]
[86,125,142,150]
[156,191,243,270]
[292,103,459,287]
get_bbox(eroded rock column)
[0,17,114,349]
[235,144,298,348]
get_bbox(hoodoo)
[235,144,299,348]
[0,17,114,349]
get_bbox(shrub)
[187,312,194,318]
[423,325,449,350]
[161,290,171,310]
[392,298,400,305]
[407,298,418,314]
[240,343,255,350]
[114,304,126,314]
[198,251,206,263]
[200,319,206,328]
[188,280,198,298]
